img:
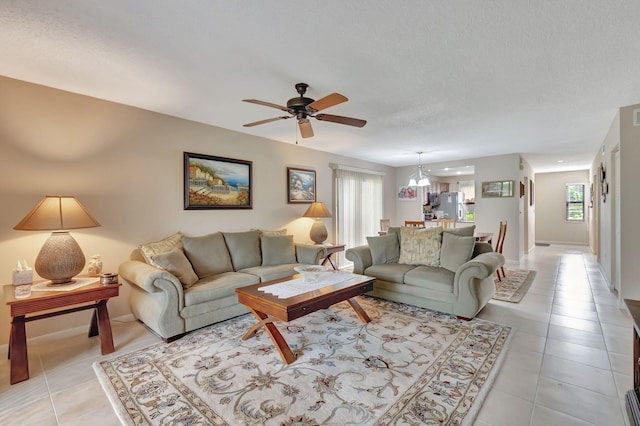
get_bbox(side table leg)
[10,315,29,385]
[95,300,115,355]
[322,253,339,270]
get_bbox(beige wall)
[0,76,396,345]
[534,170,590,245]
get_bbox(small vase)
[88,254,103,277]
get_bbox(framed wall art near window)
[398,185,417,201]
[184,152,252,209]
[481,180,514,198]
[287,167,316,203]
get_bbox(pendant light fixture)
[408,152,430,187]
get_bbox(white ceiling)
[2,1,639,172]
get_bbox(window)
[566,183,585,222]
[333,166,384,266]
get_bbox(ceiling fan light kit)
[243,82,366,138]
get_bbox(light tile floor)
[0,244,633,425]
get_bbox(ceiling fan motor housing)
[287,96,314,119]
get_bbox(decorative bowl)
[294,265,327,283]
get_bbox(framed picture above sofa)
[287,167,316,203]
[184,152,252,209]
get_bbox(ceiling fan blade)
[315,114,367,128]
[306,93,348,113]
[298,118,314,138]
[243,116,291,127]
[243,99,290,113]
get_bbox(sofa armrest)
[345,245,373,274]
[118,260,184,298]
[295,244,327,265]
[455,252,505,281]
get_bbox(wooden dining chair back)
[379,219,391,235]
[494,221,507,281]
[436,218,456,229]
[404,220,425,228]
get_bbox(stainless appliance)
[438,192,464,221]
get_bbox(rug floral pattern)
[94,296,512,425]
[493,269,537,303]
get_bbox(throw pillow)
[443,224,476,238]
[139,232,182,268]
[222,230,262,270]
[398,226,443,266]
[182,232,233,278]
[261,235,297,266]
[440,232,476,272]
[252,228,288,236]
[367,234,400,265]
[150,247,199,288]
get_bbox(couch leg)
[165,332,186,343]
[456,316,472,321]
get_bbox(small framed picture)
[398,185,417,201]
[481,180,514,198]
[184,152,252,209]
[287,167,316,203]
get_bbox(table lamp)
[303,201,332,244]
[14,196,101,285]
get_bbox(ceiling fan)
[242,83,366,138]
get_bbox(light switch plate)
[634,108,640,126]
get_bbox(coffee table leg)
[244,308,297,364]
[10,315,29,385]
[347,297,371,323]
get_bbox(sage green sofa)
[345,226,504,319]
[118,230,326,341]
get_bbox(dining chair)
[404,220,425,228]
[436,218,456,229]
[494,221,507,281]
[379,219,391,235]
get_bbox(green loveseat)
[345,226,504,319]
[119,230,326,341]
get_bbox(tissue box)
[12,268,33,285]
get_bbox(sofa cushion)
[440,232,476,272]
[241,264,299,282]
[261,235,297,266]
[182,232,233,278]
[150,247,199,288]
[223,230,262,270]
[404,265,455,293]
[183,271,259,307]
[364,263,416,283]
[367,234,400,265]
[139,232,182,267]
[398,226,443,266]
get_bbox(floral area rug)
[94,296,512,425]
[493,269,537,303]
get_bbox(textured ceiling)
[1,1,639,171]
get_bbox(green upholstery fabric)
[261,235,296,266]
[404,265,455,293]
[440,233,476,273]
[240,263,299,282]
[222,230,262,271]
[139,232,182,267]
[150,247,199,288]
[443,224,476,238]
[364,263,416,283]
[366,234,401,265]
[182,271,259,308]
[182,232,233,278]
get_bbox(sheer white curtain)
[333,167,384,267]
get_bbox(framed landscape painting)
[184,152,252,209]
[287,167,316,203]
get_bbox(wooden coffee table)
[235,273,375,364]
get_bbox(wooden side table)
[4,278,121,385]
[320,243,345,270]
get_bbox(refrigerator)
[438,192,464,221]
